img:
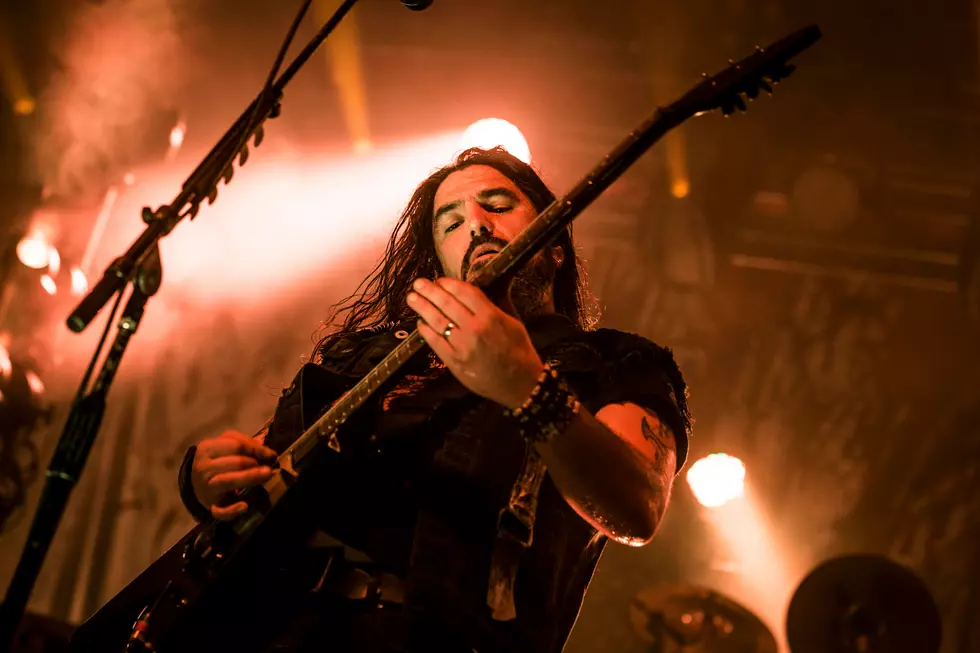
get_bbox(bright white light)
[353,138,372,154]
[0,341,11,380]
[47,246,61,275]
[16,233,50,269]
[96,132,464,303]
[169,121,186,150]
[40,274,57,295]
[25,370,45,395]
[71,267,89,295]
[687,453,746,508]
[461,118,531,164]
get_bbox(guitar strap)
[484,315,591,621]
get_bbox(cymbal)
[786,554,941,653]
[629,584,777,653]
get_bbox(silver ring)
[443,321,456,339]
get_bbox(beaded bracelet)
[504,362,581,444]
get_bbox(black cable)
[179,0,313,221]
[235,0,314,168]
[263,0,314,97]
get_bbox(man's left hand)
[408,277,543,410]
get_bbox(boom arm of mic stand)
[68,218,170,332]
[66,0,362,333]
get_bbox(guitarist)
[178,147,692,653]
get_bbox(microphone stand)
[0,0,365,647]
[0,248,160,650]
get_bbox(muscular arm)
[534,401,677,546]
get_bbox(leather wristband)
[178,445,213,523]
[504,362,581,444]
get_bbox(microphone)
[401,0,433,9]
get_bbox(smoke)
[30,0,188,197]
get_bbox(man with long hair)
[179,147,692,652]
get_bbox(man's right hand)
[190,430,279,521]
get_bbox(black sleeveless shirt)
[264,314,691,653]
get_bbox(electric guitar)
[71,25,821,653]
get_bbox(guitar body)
[72,364,359,653]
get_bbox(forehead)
[433,165,525,209]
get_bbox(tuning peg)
[758,79,773,95]
[270,103,282,119]
[721,102,735,116]
[221,163,234,185]
[207,187,218,205]
[254,124,265,147]
[238,145,250,166]
[744,85,760,100]
[733,96,747,112]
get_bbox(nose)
[467,208,494,238]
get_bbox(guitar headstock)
[670,25,822,119]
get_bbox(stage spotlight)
[169,120,186,151]
[24,370,44,396]
[70,267,89,296]
[40,275,57,296]
[0,341,11,380]
[13,97,35,116]
[671,177,690,199]
[15,232,50,270]
[46,247,61,275]
[0,342,52,534]
[461,118,531,164]
[686,453,746,508]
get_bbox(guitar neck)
[283,330,426,464]
[281,107,684,467]
[282,24,822,465]
[474,106,686,290]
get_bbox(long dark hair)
[319,147,598,341]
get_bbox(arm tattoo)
[641,416,674,524]
[641,416,671,462]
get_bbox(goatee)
[507,252,557,321]
[463,234,558,321]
